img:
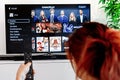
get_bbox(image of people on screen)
[36,23,62,33]
[31,10,39,33]
[50,37,61,52]
[36,23,42,33]
[41,23,49,33]
[31,10,39,23]
[39,10,48,22]
[36,23,50,33]
[76,9,89,26]
[48,8,58,23]
[69,12,76,25]
[36,37,49,52]
[31,6,90,33]
[57,10,68,24]
[48,23,62,33]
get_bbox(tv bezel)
[5,4,91,59]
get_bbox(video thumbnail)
[32,37,35,52]
[36,37,49,52]
[36,22,62,33]
[50,36,62,52]
[62,36,69,51]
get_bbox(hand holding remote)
[16,62,32,80]
[24,52,34,80]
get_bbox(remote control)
[24,52,34,80]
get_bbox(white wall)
[0,60,75,80]
[0,0,107,55]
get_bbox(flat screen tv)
[5,4,90,57]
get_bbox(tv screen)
[5,4,90,55]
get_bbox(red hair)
[66,22,120,80]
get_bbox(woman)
[16,22,120,80]
[69,12,76,22]
[39,10,48,22]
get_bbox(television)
[5,4,90,59]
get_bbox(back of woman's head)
[66,22,120,80]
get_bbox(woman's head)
[69,12,76,22]
[66,22,120,80]
[40,10,45,16]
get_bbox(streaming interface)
[5,4,90,54]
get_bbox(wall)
[0,60,75,80]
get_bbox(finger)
[25,62,31,67]
[32,69,35,75]
[24,62,32,74]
